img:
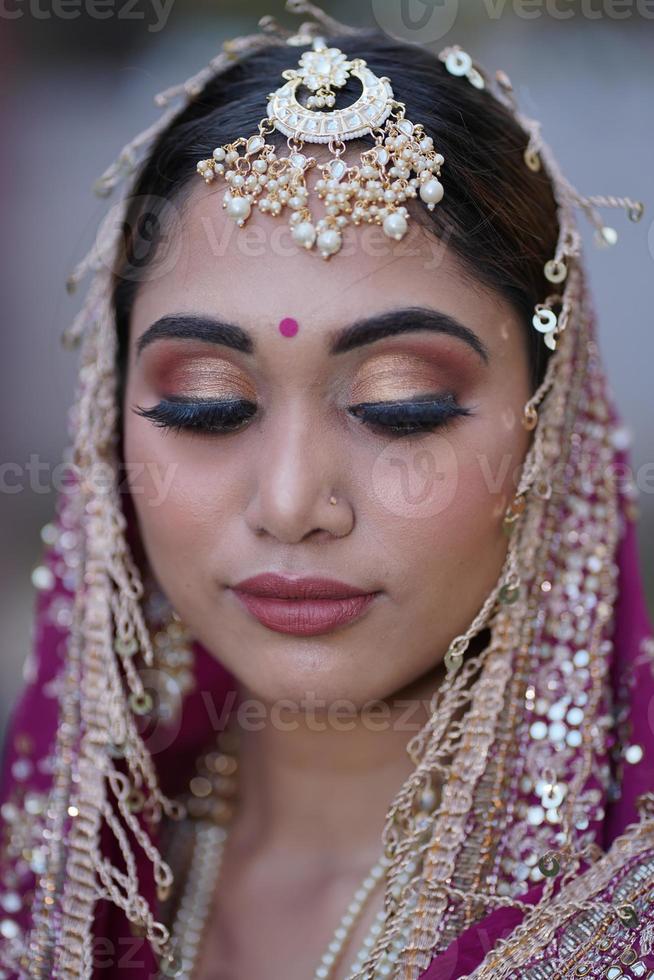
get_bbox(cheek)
[121,412,242,585]
[362,411,529,607]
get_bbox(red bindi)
[279,317,299,338]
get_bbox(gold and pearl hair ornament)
[439,42,644,352]
[196,35,446,260]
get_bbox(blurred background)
[1,0,652,740]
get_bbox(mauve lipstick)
[230,573,379,636]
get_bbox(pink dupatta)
[1,442,652,977]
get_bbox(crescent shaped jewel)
[267,47,395,143]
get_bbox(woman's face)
[122,175,532,709]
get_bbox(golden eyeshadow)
[158,358,256,401]
[349,353,444,402]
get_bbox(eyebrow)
[329,305,489,362]
[136,306,489,364]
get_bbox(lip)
[230,573,380,636]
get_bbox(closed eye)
[347,393,474,436]
[132,397,257,434]
[132,393,474,438]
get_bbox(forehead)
[130,148,521,356]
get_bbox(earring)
[143,585,196,727]
[329,494,338,506]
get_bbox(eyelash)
[134,397,257,434]
[133,393,473,439]
[347,393,473,436]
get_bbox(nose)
[243,409,354,544]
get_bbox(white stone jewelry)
[164,725,433,980]
[196,35,445,260]
[160,822,228,978]
[164,820,392,980]
[312,854,391,980]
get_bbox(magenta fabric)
[421,456,654,978]
[0,443,652,977]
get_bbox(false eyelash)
[347,394,473,436]
[134,394,473,439]
[133,397,257,434]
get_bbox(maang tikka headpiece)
[64,0,643,359]
[191,16,644,356]
[196,34,446,260]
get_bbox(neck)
[227,660,445,869]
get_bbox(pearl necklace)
[161,726,406,980]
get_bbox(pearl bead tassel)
[197,125,445,260]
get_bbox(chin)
[208,634,409,714]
